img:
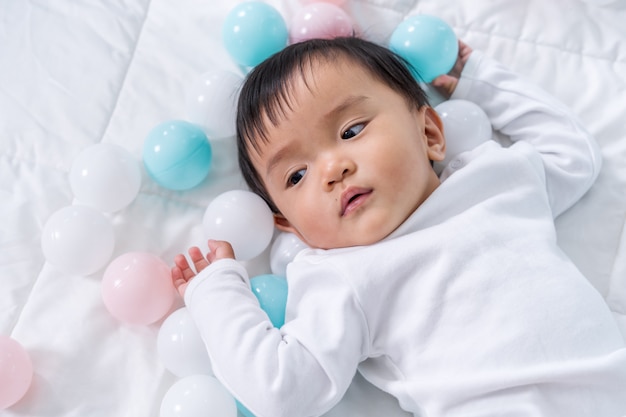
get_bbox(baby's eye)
[341,123,365,140]
[288,168,306,187]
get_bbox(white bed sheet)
[1,0,625,416]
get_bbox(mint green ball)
[143,120,212,190]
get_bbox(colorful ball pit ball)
[41,205,115,276]
[143,120,212,191]
[202,190,274,261]
[101,252,176,326]
[157,307,213,378]
[250,274,288,328]
[184,70,243,139]
[270,232,307,276]
[289,3,354,44]
[160,375,237,417]
[222,1,288,67]
[0,336,33,409]
[69,143,141,213]
[300,0,347,4]
[433,99,492,175]
[389,14,458,83]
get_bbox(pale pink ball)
[102,252,176,326]
[290,3,354,44]
[0,336,33,409]
[299,0,347,5]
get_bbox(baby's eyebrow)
[323,95,370,121]
[266,143,295,177]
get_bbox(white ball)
[270,232,308,276]
[69,143,141,212]
[202,190,274,261]
[185,70,243,139]
[157,308,213,378]
[160,375,237,417]
[434,99,492,174]
[41,205,115,275]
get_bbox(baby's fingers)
[174,253,196,280]
[188,246,210,273]
[207,240,235,263]
[171,263,189,298]
[431,74,459,98]
[458,40,473,63]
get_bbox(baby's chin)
[304,229,395,250]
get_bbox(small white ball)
[69,143,141,212]
[434,99,492,175]
[160,375,236,417]
[203,190,274,261]
[157,308,213,377]
[41,205,115,275]
[270,232,308,276]
[185,70,243,139]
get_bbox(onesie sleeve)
[451,50,602,217]
[184,257,369,417]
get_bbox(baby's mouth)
[341,187,373,216]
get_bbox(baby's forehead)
[241,49,401,157]
[276,54,376,109]
[294,53,374,87]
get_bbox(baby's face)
[250,57,445,249]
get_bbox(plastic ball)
[289,3,354,44]
[160,375,237,417]
[202,190,274,261]
[101,252,176,326]
[222,1,288,67]
[300,0,347,4]
[237,400,256,417]
[69,143,141,212]
[433,99,492,175]
[270,232,307,276]
[250,274,288,328]
[143,120,212,191]
[41,205,115,276]
[0,336,33,409]
[184,70,243,139]
[157,307,213,378]
[389,14,458,83]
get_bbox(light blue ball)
[250,274,288,328]
[222,1,288,68]
[143,120,212,191]
[389,14,458,83]
[236,400,256,417]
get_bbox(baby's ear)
[274,213,298,235]
[423,106,446,162]
[275,214,311,248]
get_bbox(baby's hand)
[431,40,473,98]
[171,239,235,298]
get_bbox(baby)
[172,37,626,416]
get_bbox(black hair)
[236,36,430,213]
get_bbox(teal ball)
[143,120,212,190]
[389,14,458,83]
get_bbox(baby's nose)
[322,155,356,188]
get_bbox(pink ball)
[0,336,33,409]
[299,0,347,5]
[102,252,176,326]
[290,3,354,44]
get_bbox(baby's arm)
[180,249,367,416]
[435,42,601,217]
[171,239,235,298]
